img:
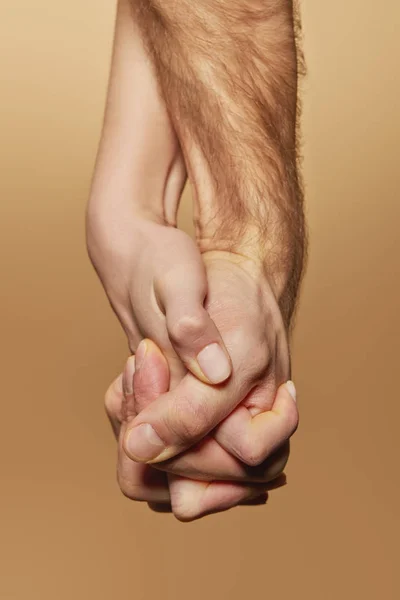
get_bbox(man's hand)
[134,0,307,327]
[106,338,294,521]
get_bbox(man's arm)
[132,0,307,326]
[120,0,305,467]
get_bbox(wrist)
[88,148,187,228]
[198,220,305,328]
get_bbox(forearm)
[132,0,307,323]
[88,0,186,226]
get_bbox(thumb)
[155,260,232,385]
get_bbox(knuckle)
[233,429,267,467]
[240,438,267,467]
[117,473,147,503]
[253,343,270,374]
[171,492,200,523]
[168,311,207,347]
[239,400,298,468]
[240,343,270,384]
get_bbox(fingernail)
[135,340,148,372]
[125,423,166,462]
[197,343,231,384]
[122,356,136,396]
[285,380,297,402]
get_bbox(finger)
[215,381,299,467]
[121,355,137,421]
[117,426,171,504]
[133,339,170,413]
[131,339,286,516]
[105,373,125,438]
[130,346,290,483]
[153,437,290,483]
[155,258,232,385]
[122,332,267,464]
[132,338,275,517]
[132,340,261,511]
[129,338,176,501]
[168,476,270,522]
[168,474,288,521]
[108,359,171,504]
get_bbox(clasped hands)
[88,204,299,521]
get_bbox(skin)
[105,339,296,521]
[132,0,307,324]
[87,0,232,388]
[87,0,306,519]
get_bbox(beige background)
[1,1,399,598]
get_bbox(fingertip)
[135,337,169,368]
[122,355,136,396]
[136,339,169,376]
[284,380,297,403]
[276,381,300,436]
[104,373,125,435]
[170,480,267,522]
[141,338,167,361]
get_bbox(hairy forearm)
[132,0,307,324]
